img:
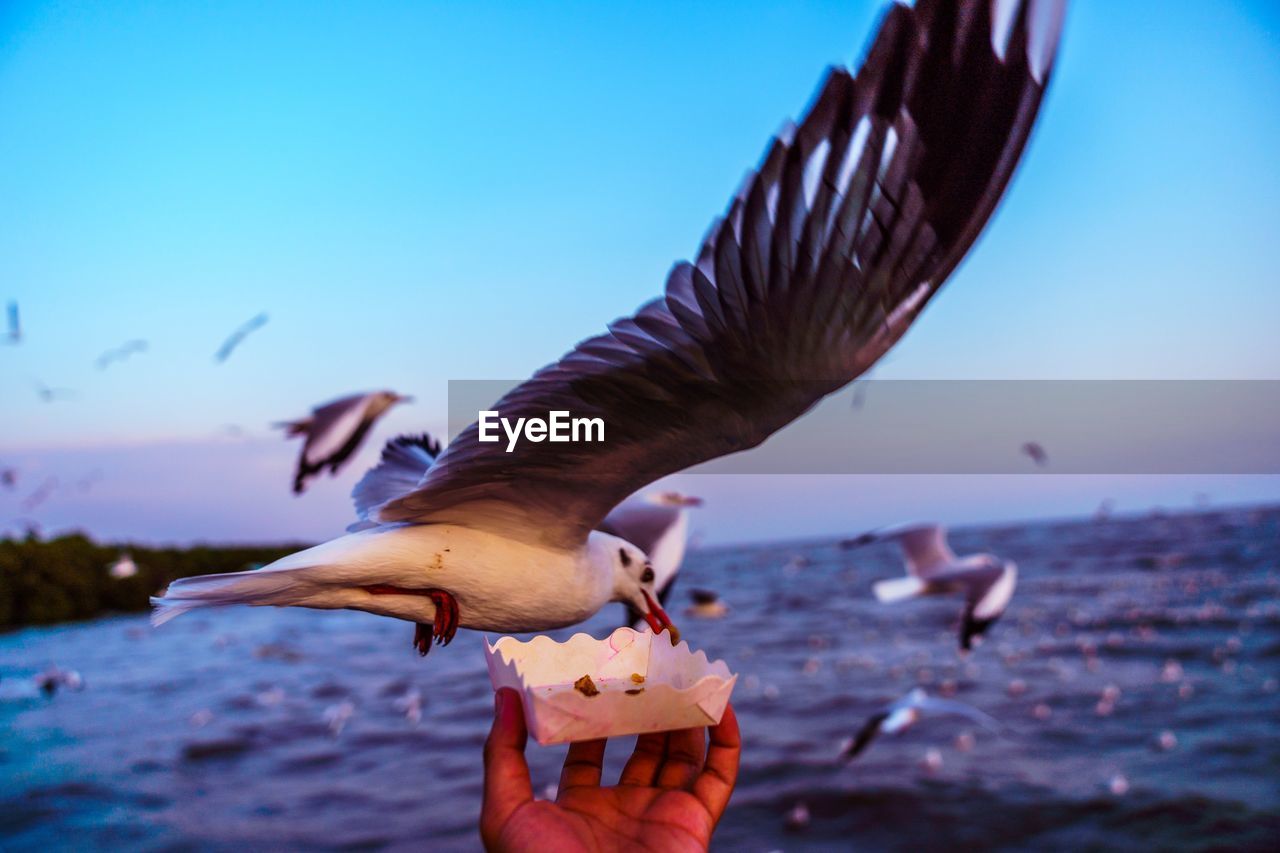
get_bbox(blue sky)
[1,1,1278,544]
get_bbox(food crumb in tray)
[625,688,644,695]
[574,675,600,697]
[630,673,645,684]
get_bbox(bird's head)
[370,390,414,415]
[589,531,680,644]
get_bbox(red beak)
[641,590,680,645]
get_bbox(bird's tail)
[273,418,312,437]
[872,576,927,603]
[150,547,341,626]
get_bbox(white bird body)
[850,523,1018,649]
[155,523,630,634]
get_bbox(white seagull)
[274,391,413,494]
[152,0,1064,659]
[109,553,139,580]
[354,438,700,652]
[599,491,703,630]
[842,687,999,761]
[849,523,1018,650]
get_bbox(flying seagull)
[213,312,268,363]
[109,553,139,580]
[275,391,413,494]
[4,302,18,344]
[152,0,1064,659]
[1021,440,1048,466]
[0,467,16,490]
[351,438,700,653]
[848,523,1018,650]
[34,381,76,403]
[95,339,148,370]
[599,491,703,630]
[842,687,999,761]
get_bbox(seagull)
[1021,440,1048,466]
[3,301,19,344]
[686,588,729,620]
[841,687,999,761]
[213,312,268,363]
[95,339,148,369]
[847,523,1018,650]
[0,467,16,490]
[274,391,413,494]
[352,438,700,652]
[34,666,85,697]
[20,476,59,513]
[34,381,76,403]
[599,491,703,629]
[151,0,1064,660]
[862,523,1018,648]
[109,553,139,580]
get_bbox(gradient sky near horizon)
[2,1,1278,545]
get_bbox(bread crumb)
[574,675,599,697]
[625,688,644,696]
[630,673,645,684]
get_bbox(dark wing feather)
[843,710,891,761]
[352,434,443,521]
[380,0,1065,548]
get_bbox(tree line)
[0,532,307,629]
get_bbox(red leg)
[362,584,459,656]
[413,623,432,656]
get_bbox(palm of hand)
[493,784,715,852]
[481,689,740,853]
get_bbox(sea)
[2,505,1278,851]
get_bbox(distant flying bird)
[34,666,84,697]
[1021,441,1048,467]
[274,391,413,494]
[847,523,1018,650]
[34,381,76,403]
[95,339,148,369]
[109,553,139,580]
[841,687,999,761]
[0,467,16,490]
[599,491,703,630]
[151,0,1064,662]
[686,588,729,620]
[213,312,268,363]
[4,302,18,344]
[20,476,59,513]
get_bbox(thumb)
[481,688,533,845]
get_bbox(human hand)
[481,688,741,852]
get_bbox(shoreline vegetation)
[0,533,309,631]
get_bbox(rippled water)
[3,506,1279,851]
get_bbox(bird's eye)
[641,567,655,583]
[618,548,631,568]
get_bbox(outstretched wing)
[843,710,891,761]
[352,434,444,522]
[380,0,1066,549]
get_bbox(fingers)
[559,738,606,791]
[481,689,533,845]
[692,704,741,823]
[618,732,668,786]
[655,727,706,790]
